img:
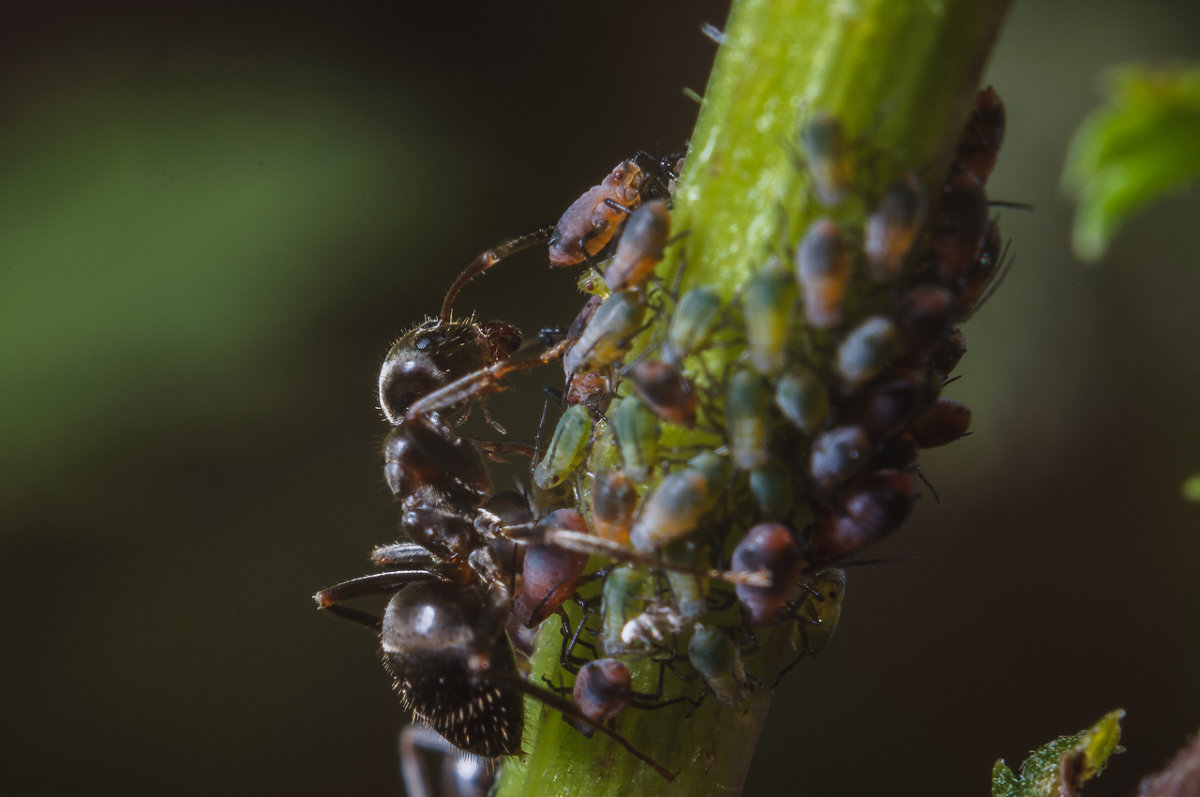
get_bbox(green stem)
[497,1,1010,794]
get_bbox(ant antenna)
[440,226,554,321]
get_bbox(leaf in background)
[1062,64,1200,262]
[991,709,1124,797]
[1183,474,1200,503]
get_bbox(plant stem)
[496,1,1010,794]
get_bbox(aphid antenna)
[910,462,941,504]
[969,248,1015,320]
[987,199,1034,211]
[439,226,555,322]
[486,668,678,781]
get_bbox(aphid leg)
[488,669,678,782]
[313,569,444,608]
[439,225,555,321]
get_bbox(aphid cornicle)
[796,217,853,328]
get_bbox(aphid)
[726,368,773,471]
[955,85,1006,185]
[894,285,955,365]
[549,160,648,267]
[576,267,611,299]
[629,453,732,552]
[574,658,633,724]
[512,510,591,628]
[564,290,647,375]
[611,396,660,481]
[863,172,926,281]
[775,366,830,437]
[906,398,971,448]
[601,566,653,655]
[620,601,690,650]
[930,169,990,287]
[806,469,916,565]
[628,358,697,428]
[664,286,723,366]
[561,296,614,412]
[533,404,593,490]
[932,327,967,376]
[591,469,638,546]
[792,568,846,657]
[731,522,806,626]
[744,258,798,375]
[748,461,794,520]
[605,199,671,292]
[801,111,854,206]
[836,315,899,390]
[854,369,936,441]
[662,539,708,621]
[688,624,750,706]
[795,217,853,328]
[809,424,872,491]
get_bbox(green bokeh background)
[2,2,1198,794]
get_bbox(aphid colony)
[314,87,1009,780]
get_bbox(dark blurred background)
[2,1,1199,795]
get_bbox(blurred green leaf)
[1183,474,1200,502]
[992,709,1124,797]
[1063,64,1200,262]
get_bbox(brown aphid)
[795,217,853,328]
[956,221,1006,321]
[511,509,590,628]
[906,398,971,448]
[807,470,916,565]
[574,658,633,724]
[930,170,990,286]
[591,469,637,546]
[628,358,696,428]
[864,172,926,280]
[605,199,671,292]
[732,522,806,625]
[855,369,936,441]
[549,160,647,267]
[933,328,967,376]
[955,86,1006,185]
[894,285,955,364]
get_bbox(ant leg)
[405,337,573,422]
[369,542,435,567]
[439,226,555,321]
[399,725,494,797]
[473,439,538,462]
[313,570,443,608]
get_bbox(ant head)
[378,320,492,423]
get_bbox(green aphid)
[802,111,854,206]
[564,290,646,375]
[688,624,749,706]
[744,259,798,376]
[775,366,830,436]
[792,568,846,657]
[629,453,731,553]
[611,396,660,482]
[533,403,592,490]
[662,539,708,621]
[601,565,653,656]
[726,368,773,471]
[749,461,794,519]
[664,286,722,365]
